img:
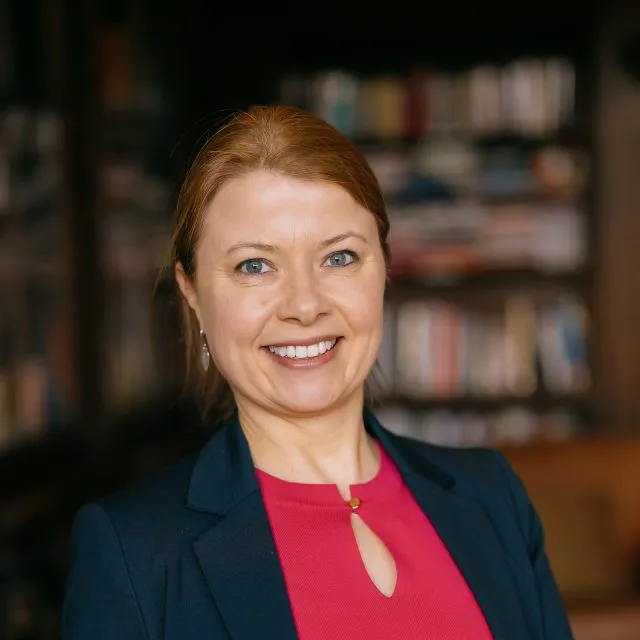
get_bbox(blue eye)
[326,250,357,267]
[238,259,272,275]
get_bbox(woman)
[62,106,574,639]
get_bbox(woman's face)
[178,170,387,416]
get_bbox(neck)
[236,390,379,493]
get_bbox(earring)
[199,328,210,372]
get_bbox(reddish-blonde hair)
[165,105,390,420]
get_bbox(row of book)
[0,107,64,239]
[364,138,587,204]
[0,106,71,449]
[377,295,590,399]
[0,279,71,449]
[102,274,170,411]
[280,58,576,140]
[98,57,176,413]
[387,201,587,278]
[91,17,177,414]
[375,403,582,448]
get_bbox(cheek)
[203,286,273,350]
[337,276,385,333]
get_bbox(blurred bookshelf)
[0,1,181,447]
[0,105,72,450]
[96,19,179,412]
[0,0,73,458]
[277,62,594,448]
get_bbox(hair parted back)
[165,104,391,421]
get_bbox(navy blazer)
[61,411,574,640]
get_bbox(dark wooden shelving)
[387,269,589,298]
[379,391,590,413]
[354,128,586,151]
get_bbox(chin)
[270,385,352,417]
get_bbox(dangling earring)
[199,328,210,372]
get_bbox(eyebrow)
[224,232,368,256]
[225,242,278,256]
[320,232,368,248]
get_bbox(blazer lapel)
[367,412,535,640]
[187,415,298,640]
[192,494,298,640]
[403,473,534,640]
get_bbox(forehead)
[201,171,377,246]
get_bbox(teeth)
[269,339,337,359]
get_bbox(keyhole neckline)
[255,440,403,508]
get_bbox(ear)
[175,262,202,325]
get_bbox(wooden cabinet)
[502,438,640,603]
[592,4,640,433]
[570,604,640,640]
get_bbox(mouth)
[266,338,339,360]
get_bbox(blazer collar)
[186,410,536,640]
[186,408,454,515]
[186,411,259,515]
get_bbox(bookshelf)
[0,1,76,453]
[0,4,185,441]
[0,0,180,450]
[95,19,178,412]
[276,61,594,447]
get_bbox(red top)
[256,442,494,640]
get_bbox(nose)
[276,267,331,326]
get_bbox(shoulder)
[63,445,216,638]
[101,453,199,520]
[71,451,214,556]
[386,429,509,486]
[385,428,539,544]
[73,397,211,532]
[383,429,530,519]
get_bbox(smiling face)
[177,170,387,417]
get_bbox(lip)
[263,335,341,348]
[264,336,341,369]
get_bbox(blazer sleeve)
[61,502,148,640]
[494,452,575,640]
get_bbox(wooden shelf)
[354,128,585,151]
[379,392,589,413]
[387,269,589,298]
[501,436,640,607]
[570,602,640,640]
